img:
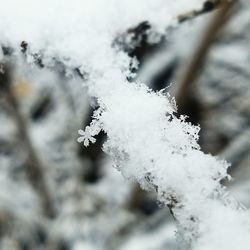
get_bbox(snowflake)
[77,127,96,147]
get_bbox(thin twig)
[177,0,224,23]
[176,0,238,114]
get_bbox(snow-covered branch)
[0,0,249,249]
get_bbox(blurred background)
[0,1,250,249]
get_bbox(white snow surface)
[1,0,250,249]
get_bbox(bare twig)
[176,0,239,114]
[177,0,224,23]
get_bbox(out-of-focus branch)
[177,0,224,23]
[0,62,55,218]
[0,209,13,238]
[176,0,239,114]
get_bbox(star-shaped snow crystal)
[77,127,96,147]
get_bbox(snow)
[193,201,250,250]
[1,0,250,249]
